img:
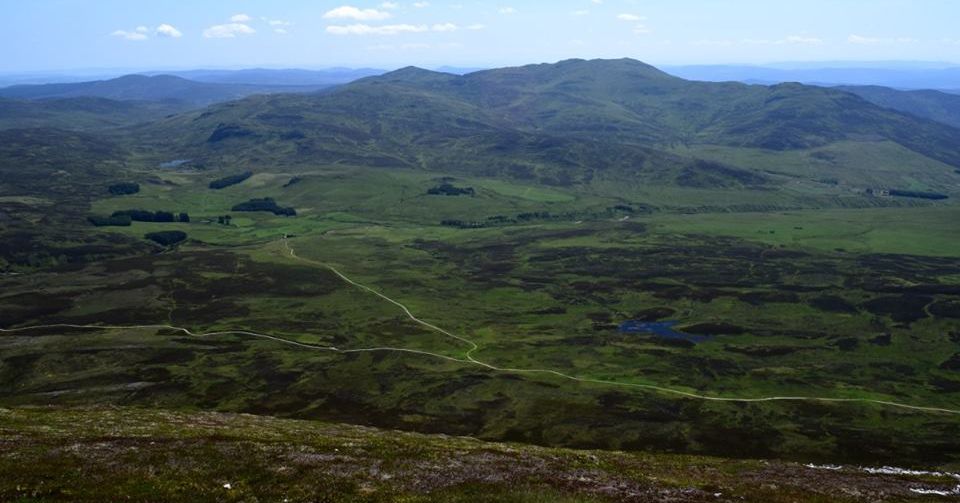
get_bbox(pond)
[618,320,711,344]
[159,159,192,168]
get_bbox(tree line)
[427,183,475,196]
[209,171,253,190]
[145,231,187,246]
[231,198,296,216]
[108,182,140,195]
[88,209,190,227]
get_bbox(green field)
[650,206,960,257]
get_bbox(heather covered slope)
[840,85,960,129]
[136,59,960,195]
[350,59,960,166]
[1,407,957,502]
[0,96,189,131]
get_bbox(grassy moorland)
[651,206,960,257]
[2,160,959,467]
[1,59,960,493]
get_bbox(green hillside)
[840,85,960,129]
[0,96,189,131]
[137,59,960,200]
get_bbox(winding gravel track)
[2,237,959,416]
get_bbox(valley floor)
[3,163,960,470]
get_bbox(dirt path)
[2,236,959,416]
[278,238,960,415]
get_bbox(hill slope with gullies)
[0,96,190,130]
[138,58,960,194]
[840,85,960,129]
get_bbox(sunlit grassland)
[274,221,959,407]
[6,160,959,465]
[649,205,960,257]
[672,140,960,192]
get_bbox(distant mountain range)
[133,58,959,195]
[7,62,960,90]
[0,96,188,130]
[663,64,960,90]
[3,59,959,195]
[145,68,386,87]
[837,86,960,129]
[158,67,484,83]
[661,65,960,129]
[0,74,332,107]
[6,63,960,116]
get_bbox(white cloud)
[848,34,917,45]
[111,29,148,41]
[466,23,486,30]
[381,1,400,8]
[783,35,822,44]
[203,23,256,38]
[691,39,735,47]
[112,24,182,41]
[432,23,458,32]
[264,19,292,28]
[591,0,603,4]
[274,28,289,35]
[848,34,880,44]
[326,23,428,35]
[155,24,183,38]
[572,10,589,16]
[616,14,650,35]
[323,6,392,21]
[413,1,429,7]
[498,7,516,14]
[230,13,252,23]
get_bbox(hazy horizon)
[3,59,960,80]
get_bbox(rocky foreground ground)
[0,406,958,502]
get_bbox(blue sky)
[2,0,960,72]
